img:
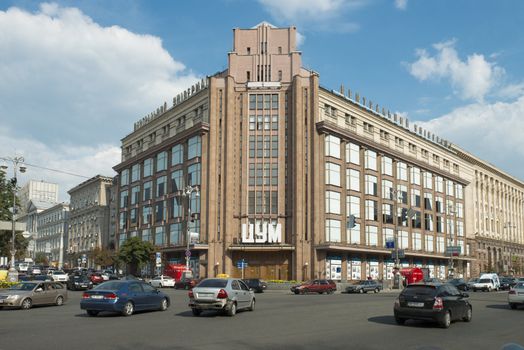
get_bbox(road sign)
[185,250,191,258]
[155,252,162,267]
[391,249,405,260]
[236,259,248,269]
[386,239,395,249]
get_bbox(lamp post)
[181,184,199,274]
[503,222,517,275]
[1,156,26,282]
[390,188,402,289]
[447,205,457,278]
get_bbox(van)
[479,273,500,290]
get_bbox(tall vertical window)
[143,181,152,201]
[435,196,444,213]
[188,163,201,186]
[190,192,200,214]
[424,193,433,210]
[382,204,393,224]
[325,219,341,242]
[155,201,166,222]
[347,196,360,218]
[142,229,151,243]
[447,180,454,197]
[423,172,433,189]
[170,223,182,245]
[119,190,128,208]
[156,176,167,197]
[155,227,165,246]
[382,180,393,200]
[325,162,341,186]
[435,176,444,192]
[171,170,184,192]
[121,169,129,187]
[170,197,182,218]
[412,211,422,229]
[347,169,360,192]
[157,151,167,172]
[425,214,434,231]
[455,184,463,199]
[131,186,140,205]
[437,236,445,253]
[143,158,153,177]
[365,200,378,221]
[382,156,392,176]
[365,175,378,196]
[382,228,394,248]
[412,233,422,250]
[172,144,184,165]
[119,212,127,230]
[131,164,140,183]
[346,143,360,165]
[397,162,407,181]
[410,167,421,185]
[326,191,341,214]
[399,231,408,249]
[347,223,360,244]
[411,189,421,207]
[425,235,434,252]
[188,136,202,159]
[366,226,378,246]
[364,150,377,170]
[142,206,151,225]
[397,184,408,204]
[325,135,340,158]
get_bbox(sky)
[1,0,523,202]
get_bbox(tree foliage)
[117,237,154,275]
[92,247,116,268]
[34,252,49,265]
[0,171,27,259]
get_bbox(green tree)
[34,252,49,266]
[92,248,116,268]
[117,237,154,275]
[0,171,27,259]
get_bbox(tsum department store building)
[114,23,475,282]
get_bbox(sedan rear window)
[197,279,228,288]
[402,285,437,297]
[95,282,124,290]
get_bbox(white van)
[479,273,500,290]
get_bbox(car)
[189,278,255,317]
[447,278,469,291]
[345,280,383,294]
[291,280,337,294]
[393,282,472,328]
[49,270,69,283]
[508,281,524,309]
[28,267,41,275]
[149,275,176,288]
[80,280,170,317]
[472,278,496,292]
[32,274,53,282]
[66,275,93,291]
[175,278,199,290]
[0,281,68,310]
[466,278,479,290]
[243,279,268,293]
[89,273,104,285]
[500,277,517,291]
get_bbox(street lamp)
[447,205,457,278]
[181,184,199,274]
[389,188,404,289]
[1,156,26,282]
[503,222,517,275]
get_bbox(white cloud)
[258,0,365,32]
[417,96,524,181]
[407,39,504,101]
[394,0,408,10]
[296,31,305,48]
[0,3,200,201]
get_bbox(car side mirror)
[35,287,43,292]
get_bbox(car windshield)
[351,280,365,285]
[402,285,437,297]
[197,279,228,288]
[53,271,65,275]
[9,283,37,291]
[479,279,492,283]
[74,276,89,281]
[94,281,123,290]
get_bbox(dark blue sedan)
[80,280,170,317]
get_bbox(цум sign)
[241,222,282,243]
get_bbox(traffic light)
[347,215,356,229]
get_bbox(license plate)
[407,302,424,307]
[91,295,103,299]
[198,293,213,297]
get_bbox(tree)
[0,171,27,259]
[117,237,154,276]
[34,252,49,266]
[91,248,116,268]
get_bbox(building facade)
[67,175,113,268]
[18,180,59,215]
[35,203,69,268]
[114,23,523,281]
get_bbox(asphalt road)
[0,288,523,350]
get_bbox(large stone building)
[18,180,59,215]
[67,175,113,268]
[35,203,69,268]
[114,23,523,281]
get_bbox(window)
[382,180,393,200]
[436,216,443,233]
[155,227,165,246]
[365,200,378,221]
[347,223,360,244]
[456,202,464,218]
[424,193,433,210]
[121,169,129,187]
[170,223,182,245]
[325,135,340,158]
[325,219,341,242]
[425,235,434,252]
[188,136,201,160]
[425,214,434,231]
[412,211,422,229]
[170,197,182,218]
[437,236,445,253]
[326,162,341,186]
[155,201,166,222]
[397,162,407,181]
[119,212,127,230]
[410,167,421,185]
[142,229,151,243]
[435,176,443,193]
[143,158,153,177]
[455,184,463,199]
[397,184,408,204]
[383,228,394,248]
[398,231,408,249]
[326,191,341,214]
[190,191,201,214]
[347,196,360,218]
[382,203,393,224]
[346,143,360,165]
[366,226,378,246]
[365,175,378,196]
[249,95,256,110]
[412,232,422,250]
[347,169,360,192]
[447,180,454,197]
[364,122,374,133]
[364,150,377,170]
[188,163,201,186]
[131,164,140,183]
[171,170,184,193]
[457,221,464,237]
[172,144,184,165]
[157,151,167,172]
[435,196,444,213]
[382,156,393,176]
[142,206,151,224]
[411,189,421,207]
[156,176,167,197]
[120,190,128,208]
[143,181,152,201]
[423,172,433,189]
[131,186,140,205]
[409,143,417,153]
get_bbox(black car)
[67,275,93,290]
[447,278,469,291]
[345,280,383,293]
[394,283,472,328]
[243,279,268,293]
[500,277,517,291]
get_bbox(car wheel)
[86,310,99,317]
[294,290,300,295]
[395,316,406,325]
[440,311,451,328]
[359,289,364,294]
[510,303,517,310]
[463,306,472,322]
[328,289,335,294]
[473,288,477,292]
[21,298,32,310]
[374,288,379,293]
[55,296,64,306]
[303,288,309,294]
[160,298,169,311]
[122,301,134,316]
[248,299,255,311]
[192,308,201,316]
[227,302,237,317]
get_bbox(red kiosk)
[399,267,425,286]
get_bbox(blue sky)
[1,0,524,200]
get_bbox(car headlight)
[7,295,19,300]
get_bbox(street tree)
[92,248,116,268]
[34,252,49,266]
[117,237,154,276]
[0,171,28,260]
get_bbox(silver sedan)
[0,281,68,309]
[189,278,255,316]
[508,281,524,309]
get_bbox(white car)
[508,282,524,309]
[149,275,175,288]
[49,270,69,282]
[472,278,495,292]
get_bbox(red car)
[291,279,337,294]
[89,273,104,284]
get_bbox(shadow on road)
[486,304,511,310]
[176,310,222,318]
[368,315,440,328]
[367,315,397,325]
